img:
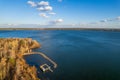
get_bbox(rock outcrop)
[0,38,40,80]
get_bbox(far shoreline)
[0,28,120,31]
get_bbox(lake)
[0,30,120,80]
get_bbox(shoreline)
[0,28,120,31]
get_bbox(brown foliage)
[0,38,40,80]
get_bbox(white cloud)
[49,19,63,24]
[49,12,56,15]
[27,1,37,7]
[39,13,49,18]
[37,1,52,12]
[37,6,52,11]
[44,6,53,11]
[56,19,63,23]
[37,7,45,11]
[38,1,49,6]
[28,0,62,21]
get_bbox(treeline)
[1,28,120,31]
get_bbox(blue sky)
[0,0,120,28]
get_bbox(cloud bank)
[100,16,120,23]
[27,0,63,24]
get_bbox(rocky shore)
[0,38,40,80]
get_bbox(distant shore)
[0,28,120,31]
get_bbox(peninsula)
[0,38,40,80]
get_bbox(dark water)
[1,30,120,80]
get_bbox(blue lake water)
[0,30,120,80]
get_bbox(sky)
[0,0,120,28]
